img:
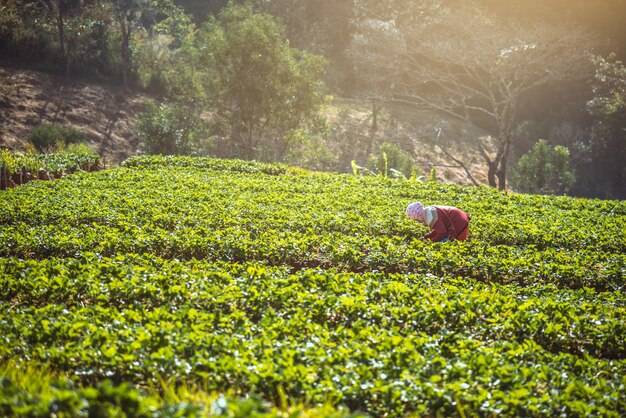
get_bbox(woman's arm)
[423,218,448,242]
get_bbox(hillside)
[0,66,488,184]
[0,66,146,164]
[1,156,625,417]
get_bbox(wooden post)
[1,161,6,190]
[21,166,28,185]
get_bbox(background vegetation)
[0,0,624,198]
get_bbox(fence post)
[1,161,5,190]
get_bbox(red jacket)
[424,206,471,242]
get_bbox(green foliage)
[511,139,575,195]
[588,54,626,117]
[133,1,196,94]
[0,1,55,63]
[382,142,416,178]
[576,54,626,199]
[377,151,388,177]
[282,128,338,170]
[61,3,118,78]
[1,156,625,417]
[133,3,328,161]
[136,100,210,156]
[366,142,416,179]
[0,1,118,77]
[0,364,358,418]
[27,123,86,151]
[195,3,327,160]
[0,0,187,84]
[121,154,287,175]
[428,167,438,182]
[0,149,19,174]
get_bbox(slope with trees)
[1,0,625,198]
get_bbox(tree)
[25,0,88,76]
[477,0,626,59]
[195,3,327,160]
[348,17,404,155]
[253,0,354,91]
[349,2,593,190]
[111,0,145,89]
[62,4,96,78]
[579,54,626,198]
[136,99,209,155]
[30,0,73,58]
[109,0,184,89]
[404,9,592,190]
[588,54,626,119]
[510,139,575,195]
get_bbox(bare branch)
[433,127,481,187]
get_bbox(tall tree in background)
[18,0,84,69]
[111,0,148,89]
[582,54,626,198]
[28,0,81,58]
[350,3,593,190]
[253,0,354,91]
[110,0,183,89]
[478,0,626,59]
[196,3,327,160]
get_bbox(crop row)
[1,222,624,292]
[0,372,359,418]
[0,148,102,190]
[120,155,288,175]
[1,256,625,416]
[1,166,624,292]
[2,166,624,254]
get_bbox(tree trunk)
[119,17,131,90]
[371,99,379,134]
[495,135,512,190]
[486,160,497,188]
[121,33,130,90]
[239,127,255,160]
[496,161,506,190]
[56,0,65,57]
[65,43,71,79]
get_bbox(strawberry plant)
[0,156,624,417]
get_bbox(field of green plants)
[1,155,625,417]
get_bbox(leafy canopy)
[198,3,327,160]
[511,139,575,195]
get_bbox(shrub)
[136,100,210,156]
[366,142,417,178]
[28,124,87,151]
[511,139,575,195]
[380,142,416,178]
